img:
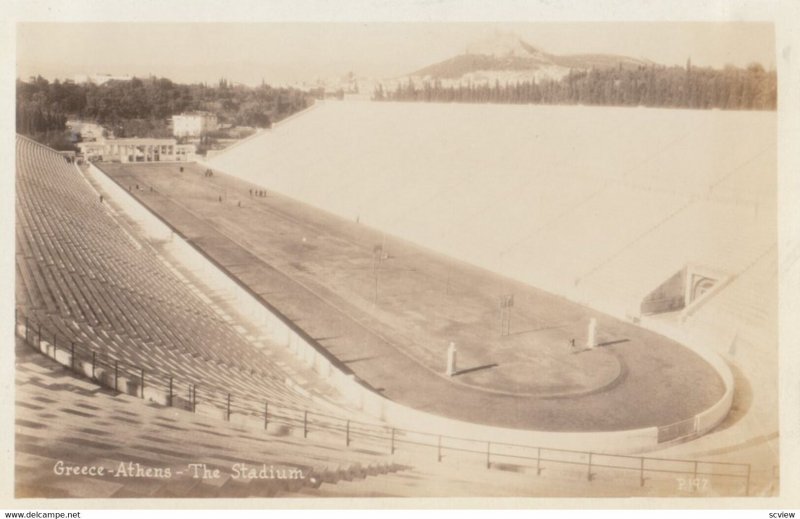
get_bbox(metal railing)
[14,308,752,496]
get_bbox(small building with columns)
[79,138,196,163]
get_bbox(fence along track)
[14,309,752,496]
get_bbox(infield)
[100,162,726,432]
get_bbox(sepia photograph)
[3,0,800,512]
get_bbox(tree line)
[16,75,311,141]
[374,61,776,111]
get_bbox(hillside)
[410,32,650,84]
[378,34,775,111]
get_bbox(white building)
[79,138,195,163]
[171,112,219,138]
[66,120,108,142]
[73,74,133,86]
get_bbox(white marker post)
[586,318,597,349]
[446,342,458,377]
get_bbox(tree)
[374,62,775,111]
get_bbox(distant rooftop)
[73,73,133,85]
[173,111,217,117]
[81,138,177,145]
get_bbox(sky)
[16,22,776,86]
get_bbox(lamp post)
[587,317,597,349]
[446,342,457,377]
[500,294,514,336]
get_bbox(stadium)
[15,99,777,498]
